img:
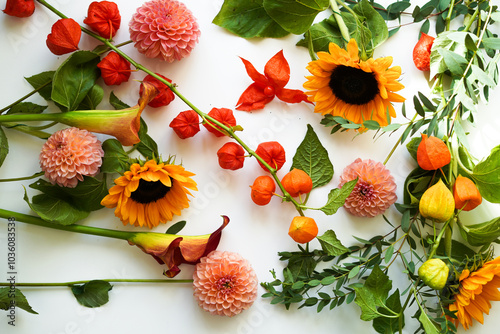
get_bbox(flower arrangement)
[0,0,500,333]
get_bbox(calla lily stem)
[0,278,192,287]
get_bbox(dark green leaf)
[135,118,159,159]
[109,91,130,110]
[292,124,334,189]
[51,51,100,111]
[373,289,404,334]
[100,139,130,174]
[263,0,329,35]
[420,19,430,35]
[406,136,421,161]
[77,84,104,110]
[212,0,289,38]
[353,0,389,52]
[25,71,54,101]
[459,217,500,247]
[165,220,187,235]
[436,239,476,262]
[7,102,47,114]
[386,2,411,20]
[418,92,436,112]
[319,178,357,215]
[317,230,349,257]
[464,33,477,51]
[0,126,8,168]
[0,287,38,314]
[296,15,344,53]
[353,265,392,321]
[287,254,317,281]
[413,96,425,117]
[472,145,500,203]
[71,280,112,308]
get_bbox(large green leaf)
[212,0,289,38]
[291,124,333,189]
[71,280,112,308]
[352,0,388,54]
[354,265,392,321]
[100,139,131,174]
[296,15,344,52]
[372,289,404,334]
[319,178,357,215]
[317,230,349,256]
[51,51,100,111]
[459,217,500,247]
[471,145,500,203]
[77,83,104,110]
[25,71,55,101]
[263,0,329,35]
[0,288,38,314]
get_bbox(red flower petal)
[275,87,311,104]
[239,57,268,87]
[97,51,131,86]
[84,1,121,39]
[139,73,175,108]
[264,50,290,88]
[203,107,237,137]
[46,18,81,55]
[236,83,274,111]
[169,110,200,139]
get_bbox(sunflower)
[303,39,405,128]
[448,256,500,329]
[101,159,197,228]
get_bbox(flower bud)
[413,32,435,71]
[250,175,275,206]
[418,258,449,290]
[3,0,35,17]
[417,134,451,170]
[46,18,81,55]
[281,168,313,197]
[255,141,286,172]
[84,1,121,39]
[288,216,318,244]
[203,107,237,137]
[97,51,131,86]
[419,179,455,222]
[169,110,200,139]
[139,73,175,108]
[217,142,245,170]
[453,175,482,211]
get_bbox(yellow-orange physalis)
[288,216,318,244]
[453,175,482,211]
[419,179,455,223]
[417,134,451,170]
[281,168,313,197]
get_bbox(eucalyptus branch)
[0,171,44,183]
[0,81,51,115]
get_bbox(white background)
[0,0,499,333]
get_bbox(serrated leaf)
[71,280,112,308]
[165,220,187,235]
[319,178,357,215]
[0,287,38,314]
[353,265,392,321]
[317,230,349,257]
[292,124,333,189]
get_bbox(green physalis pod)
[418,258,449,290]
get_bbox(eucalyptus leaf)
[353,265,392,321]
[212,0,289,38]
[100,139,131,174]
[291,124,333,189]
[317,230,349,256]
[482,37,500,50]
[7,102,47,114]
[25,71,54,101]
[0,287,38,314]
[320,178,357,215]
[438,48,468,77]
[471,145,500,203]
[51,51,100,111]
[0,126,8,168]
[71,280,112,308]
[263,0,329,35]
[165,220,187,235]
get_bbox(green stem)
[0,81,51,115]
[0,209,134,241]
[383,113,418,165]
[445,0,456,31]
[330,0,351,43]
[1,122,51,139]
[0,172,44,183]
[427,218,452,259]
[0,278,192,287]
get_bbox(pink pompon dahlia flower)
[39,127,104,188]
[129,0,201,62]
[193,251,258,317]
[339,158,397,217]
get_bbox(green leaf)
[286,254,317,281]
[352,0,389,53]
[23,188,89,225]
[135,118,159,159]
[459,217,500,247]
[438,48,468,77]
[296,15,343,53]
[292,124,333,189]
[71,280,112,308]
[353,265,392,321]
[100,139,130,174]
[319,178,357,215]
[263,0,329,35]
[472,145,500,203]
[482,37,500,50]
[29,177,107,212]
[109,91,130,110]
[417,302,441,334]
[165,220,187,235]
[372,289,403,334]
[212,0,289,38]
[317,230,349,257]
[25,71,54,101]
[0,287,38,314]
[0,126,8,168]
[77,84,104,110]
[7,102,47,114]
[386,2,411,20]
[436,239,476,262]
[51,51,100,111]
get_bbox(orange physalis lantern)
[453,175,482,211]
[417,134,451,170]
[281,168,313,197]
[288,216,318,244]
[250,175,275,206]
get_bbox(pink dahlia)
[193,251,258,317]
[129,0,201,62]
[339,158,397,217]
[39,127,104,188]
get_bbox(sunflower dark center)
[130,178,172,204]
[329,65,379,105]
